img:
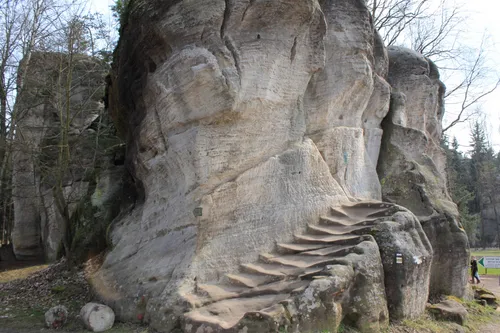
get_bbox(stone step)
[197,284,248,303]
[302,244,355,256]
[329,207,350,219]
[294,233,363,245]
[184,294,291,330]
[241,261,323,278]
[226,273,280,288]
[260,253,342,268]
[341,202,393,218]
[195,279,309,305]
[276,242,330,254]
[319,216,376,227]
[241,262,298,276]
[239,279,309,298]
[307,223,372,235]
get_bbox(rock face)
[480,196,500,246]
[96,0,467,332]
[373,207,433,320]
[11,52,121,261]
[378,47,469,298]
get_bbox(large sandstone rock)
[378,46,469,298]
[11,52,119,261]
[95,0,461,332]
[373,206,433,319]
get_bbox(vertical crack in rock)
[220,0,231,39]
[220,0,241,84]
[224,37,242,85]
[241,0,256,21]
[153,105,168,152]
[290,36,298,62]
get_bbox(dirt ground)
[2,257,500,333]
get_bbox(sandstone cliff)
[91,0,468,332]
[378,47,469,298]
[11,52,123,262]
[0,0,449,332]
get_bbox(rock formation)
[480,196,500,246]
[11,52,122,261]
[92,0,467,332]
[378,46,469,298]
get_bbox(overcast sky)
[441,0,500,152]
[89,0,500,153]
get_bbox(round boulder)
[80,302,115,332]
[45,305,68,328]
[427,299,468,325]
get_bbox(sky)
[89,0,500,153]
[443,0,500,152]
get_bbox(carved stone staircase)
[183,202,396,331]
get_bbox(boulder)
[373,207,433,319]
[472,286,499,306]
[80,303,115,332]
[44,305,68,329]
[427,300,468,325]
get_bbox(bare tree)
[2,0,117,255]
[367,0,499,135]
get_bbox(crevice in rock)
[220,0,231,39]
[153,104,168,153]
[290,37,298,62]
[241,0,256,22]
[224,37,242,84]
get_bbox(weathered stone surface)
[340,240,389,332]
[99,0,396,330]
[378,46,469,298]
[95,0,465,332]
[427,299,468,325]
[80,302,115,332]
[473,286,499,306]
[373,207,433,320]
[479,195,500,247]
[44,305,68,329]
[11,52,120,261]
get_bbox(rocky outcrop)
[373,209,433,320]
[378,46,469,298]
[480,196,500,246]
[95,0,467,332]
[11,52,121,261]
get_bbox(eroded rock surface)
[95,0,467,332]
[378,46,469,297]
[11,52,121,261]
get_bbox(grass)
[394,296,500,333]
[0,301,150,333]
[0,264,48,283]
[471,250,500,275]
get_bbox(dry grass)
[0,264,48,283]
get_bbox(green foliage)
[111,0,131,30]
[444,122,500,248]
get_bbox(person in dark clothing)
[471,256,481,284]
